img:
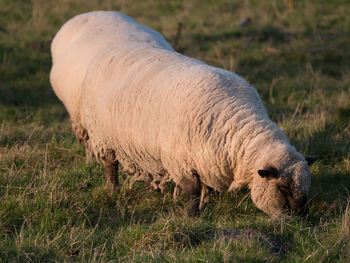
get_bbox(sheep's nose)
[289,195,308,217]
[298,201,308,217]
[296,196,309,217]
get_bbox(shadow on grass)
[192,25,287,44]
[289,120,350,221]
[291,122,350,163]
[309,168,350,220]
[193,26,350,83]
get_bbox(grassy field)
[1,0,350,262]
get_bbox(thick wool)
[52,11,311,217]
[50,11,173,153]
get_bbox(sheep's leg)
[72,122,94,163]
[72,122,87,145]
[199,184,210,210]
[99,148,119,191]
[173,185,181,201]
[85,146,94,164]
[179,176,201,215]
[103,160,120,190]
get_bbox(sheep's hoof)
[105,181,121,193]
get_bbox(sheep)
[50,11,173,164]
[53,11,314,218]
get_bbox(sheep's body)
[83,43,269,187]
[52,11,312,217]
[50,11,173,157]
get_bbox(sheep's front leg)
[103,161,120,190]
[179,177,201,215]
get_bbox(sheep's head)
[250,158,315,218]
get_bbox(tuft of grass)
[1,0,350,262]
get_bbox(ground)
[0,0,350,262]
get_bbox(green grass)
[1,0,350,262]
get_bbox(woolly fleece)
[52,11,311,217]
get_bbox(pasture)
[1,0,350,262]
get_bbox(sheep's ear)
[305,156,317,166]
[258,167,279,179]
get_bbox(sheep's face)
[250,163,311,218]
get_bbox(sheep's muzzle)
[288,195,308,217]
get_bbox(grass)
[1,0,350,261]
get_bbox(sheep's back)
[51,11,173,63]
[50,11,173,124]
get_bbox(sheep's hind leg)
[103,160,120,191]
[99,149,120,191]
[72,122,94,163]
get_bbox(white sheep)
[53,11,315,217]
[50,11,173,165]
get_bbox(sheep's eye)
[279,185,291,196]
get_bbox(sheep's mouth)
[286,195,308,217]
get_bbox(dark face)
[277,179,308,216]
[251,165,310,218]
